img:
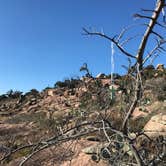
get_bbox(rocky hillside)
[0,64,166,166]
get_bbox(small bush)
[107,73,121,79]
[54,78,82,89]
[145,77,166,101]
[24,89,40,98]
[0,94,7,100]
[80,63,92,77]
[6,90,22,99]
[54,81,68,88]
[30,89,39,94]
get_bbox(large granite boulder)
[156,64,164,72]
[144,113,166,137]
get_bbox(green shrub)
[80,63,92,77]
[30,89,39,94]
[6,90,22,99]
[145,77,166,101]
[0,94,7,100]
[107,73,121,79]
[54,78,82,89]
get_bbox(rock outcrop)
[144,113,166,137]
[156,64,165,72]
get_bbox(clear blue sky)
[0,0,165,94]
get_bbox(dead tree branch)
[82,28,136,59]
[143,39,166,65]
[122,0,165,134]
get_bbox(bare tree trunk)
[122,0,165,134]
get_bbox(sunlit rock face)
[144,113,166,137]
[156,64,164,72]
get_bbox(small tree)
[82,0,166,165]
[80,63,92,77]
[6,89,22,99]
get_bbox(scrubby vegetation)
[0,1,166,166]
[54,78,82,89]
[0,65,165,165]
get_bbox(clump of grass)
[145,77,166,101]
[6,112,46,124]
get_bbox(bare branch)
[136,0,165,67]
[156,21,166,28]
[103,119,144,166]
[102,120,111,143]
[133,14,154,20]
[0,144,36,162]
[82,28,136,59]
[19,144,49,166]
[143,39,166,64]
[122,75,140,132]
[159,46,166,51]
[122,0,165,141]
[141,8,156,13]
[120,34,142,46]
[116,25,138,42]
[151,30,164,39]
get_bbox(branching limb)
[19,144,49,166]
[122,0,165,134]
[136,0,165,68]
[141,9,156,13]
[116,24,139,42]
[0,144,36,162]
[120,34,142,46]
[151,30,164,39]
[156,21,166,28]
[82,28,136,59]
[134,14,154,20]
[143,39,166,65]
[103,119,144,166]
[122,73,140,133]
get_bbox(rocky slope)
[0,65,166,166]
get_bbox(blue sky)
[0,0,165,94]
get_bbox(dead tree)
[1,1,165,166]
[82,0,166,165]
